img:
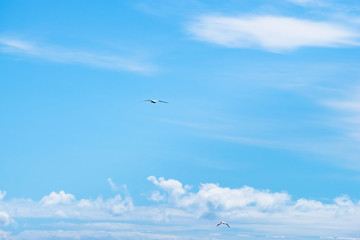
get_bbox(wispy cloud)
[161,118,344,164]
[107,178,119,192]
[12,229,181,240]
[187,15,359,52]
[322,88,360,142]
[0,190,6,201]
[287,0,324,6]
[0,37,156,73]
[288,0,311,3]
[324,99,360,113]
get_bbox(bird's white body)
[217,221,230,228]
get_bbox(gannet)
[217,221,230,228]
[144,99,168,104]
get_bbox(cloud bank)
[187,15,359,51]
[147,177,360,238]
[0,178,359,239]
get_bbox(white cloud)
[187,15,359,52]
[104,194,134,215]
[0,211,10,226]
[0,178,359,239]
[0,230,9,239]
[0,191,6,201]
[107,178,119,192]
[11,229,182,240]
[147,176,191,200]
[288,0,321,5]
[149,191,165,202]
[0,37,155,73]
[179,184,290,210]
[40,191,75,206]
[0,191,134,221]
[147,176,360,237]
[148,177,291,213]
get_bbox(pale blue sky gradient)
[1,1,360,239]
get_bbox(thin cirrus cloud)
[287,0,322,5]
[0,37,156,73]
[288,0,310,3]
[322,92,360,142]
[187,15,360,52]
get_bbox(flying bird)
[144,99,168,104]
[217,221,230,228]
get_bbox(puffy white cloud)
[0,191,135,224]
[147,176,360,237]
[334,195,355,209]
[0,178,359,239]
[148,177,290,213]
[0,211,10,226]
[149,191,165,202]
[147,176,191,200]
[105,194,134,215]
[182,184,290,210]
[294,198,324,211]
[187,15,359,52]
[40,191,75,206]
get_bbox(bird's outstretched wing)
[226,223,230,228]
[158,100,168,103]
[144,100,152,102]
[216,223,221,227]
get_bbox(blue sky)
[1,0,360,239]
